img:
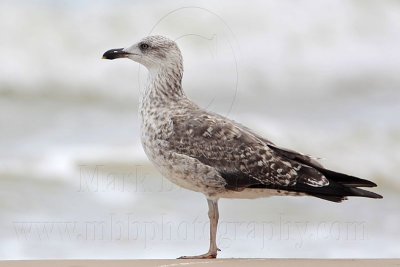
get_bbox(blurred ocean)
[0,0,399,259]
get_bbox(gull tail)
[310,168,383,203]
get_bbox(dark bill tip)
[102,48,129,60]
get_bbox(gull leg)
[178,198,220,259]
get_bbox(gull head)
[103,35,182,72]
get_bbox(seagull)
[103,35,382,259]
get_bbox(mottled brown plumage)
[103,35,382,259]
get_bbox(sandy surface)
[0,259,398,267]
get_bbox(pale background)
[0,0,399,259]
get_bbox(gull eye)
[140,43,149,50]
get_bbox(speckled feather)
[169,110,330,188]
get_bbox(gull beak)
[102,48,130,60]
